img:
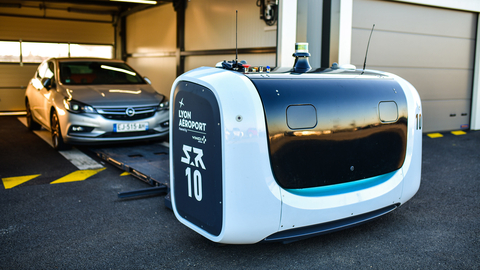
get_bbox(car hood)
[60,84,165,106]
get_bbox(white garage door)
[351,0,477,132]
[0,15,113,112]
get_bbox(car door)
[29,61,55,127]
[28,61,48,126]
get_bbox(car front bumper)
[58,108,169,144]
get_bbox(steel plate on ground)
[91,142,169,186]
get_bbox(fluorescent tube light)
[101,65,136,76]
[110,0,157,4]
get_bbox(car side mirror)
[144,76,152,84]
[41,77,56,90]
[42,78,51,90]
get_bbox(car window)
[36,62,48,79]
[47,62,55,79]
[36,61,54,80]
[59,61,145,85]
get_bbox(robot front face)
[170,67,422,244]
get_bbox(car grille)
[96,106,156,120]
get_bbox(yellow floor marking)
[120,172,131,176]
[2,174,41,189]
[50,168,106,184]
[451,130,466,136]
[427,133,443,138]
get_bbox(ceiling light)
[110,0,157,4]
[101,65,136,76]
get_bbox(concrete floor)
[0,116,479,269]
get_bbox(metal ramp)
[90,142,170,200]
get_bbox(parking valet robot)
[169,43,422,244]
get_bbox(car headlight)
[64,99,96,114]
[158,100,169,111]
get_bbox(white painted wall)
[277,0,297,68]
[296,0,322,68]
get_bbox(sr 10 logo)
[181,144,206,201]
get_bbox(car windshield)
[59,61,145,85]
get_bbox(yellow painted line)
[2,174,41,189]
[451,130,467,136]
[120,172,131,176]
[50,168,106,184]
[427,133,443,138]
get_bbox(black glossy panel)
[172,81,223,236]
[249,75,408,189]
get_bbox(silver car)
[25,57,169,150]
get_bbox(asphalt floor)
[0,116,479,269]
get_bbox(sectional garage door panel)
[422,100,471,132]
[0,15,114,112]
[351,29,475,70]
[370,67,473,101]
[0,64,37,111]
[0,16,113,44]
[0,64,37,88]
[351,0,476,132]
[352,0,477,39]
[0,88,28,111]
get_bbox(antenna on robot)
[362,24,375,75]
[219,10,246,71]
[235,10,238,64]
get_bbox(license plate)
[114,122,148,132]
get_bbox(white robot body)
[169,66,422,244]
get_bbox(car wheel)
[25,100,41,130]
[51,111,70,151]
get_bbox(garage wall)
[184,0,277,72]
[127,55,177,98]
[185,0,276,51]
[126,4,177,97]
[126,0,278,99]
[0,15,114,112]
[350,0,477,132]
[184,53,276,71]
[0,3,114,27]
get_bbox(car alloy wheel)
[51,111,70,150]
[25,100,41,130]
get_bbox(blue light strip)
[285,170,398,197]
